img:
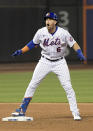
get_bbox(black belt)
[42,55,63,62]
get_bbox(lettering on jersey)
[69,36,73,42]
[43,38,61,46]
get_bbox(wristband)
[76,49,86,61]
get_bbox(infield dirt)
[0,103,93,131]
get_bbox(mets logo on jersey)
[43,38,66,47]
[69,36,73,42]
[43,38,61,46]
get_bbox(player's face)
[46,18,57,31]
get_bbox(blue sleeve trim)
[76,49,82,54]
[76,49,86,61]
[27,40,35,50]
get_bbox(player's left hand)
[76,49,86,61]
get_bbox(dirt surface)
[0,63,93,131]
[0,103,93,131]
[0,62,93,73]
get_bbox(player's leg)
[12,58,51,116]
[52,59,81,120]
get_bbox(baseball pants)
[24,57,79,113]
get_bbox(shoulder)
[39,27,47,33]
[35,27,47,36]
[35,27,47,35]
[34,27,47,38]
[58,26,69,34]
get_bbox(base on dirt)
[2,116,33,121]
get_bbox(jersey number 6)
[57,47,61,52]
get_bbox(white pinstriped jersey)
[25,26,79,114]
[33,26,76,60]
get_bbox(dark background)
[0,0,83,63]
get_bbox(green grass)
[0,69,93,103]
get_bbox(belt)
[42,55,63,62]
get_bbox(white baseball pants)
[24,57,79,113]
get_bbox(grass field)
[0,69,93,103]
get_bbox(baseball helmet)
[44,12,58,21]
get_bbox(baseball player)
[11,12,86,120]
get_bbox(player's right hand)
[11,50,22,56]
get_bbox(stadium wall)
[0,0,83,63]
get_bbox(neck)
[48,26,56,34]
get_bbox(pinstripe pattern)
[24,57,79,113]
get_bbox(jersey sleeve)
[65,31,76,47]
[33,29,40,44]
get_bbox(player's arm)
[72,42,80,51]
[72,42,86,61]
[21,40,38,53]
[12,40,39,56]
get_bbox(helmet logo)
[46,13,50,17]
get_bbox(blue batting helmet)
[44,12,58,21]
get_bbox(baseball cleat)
[11,108,25,117]
[72,112,82,120]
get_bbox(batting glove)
[76,49,86,61]
[12,50,22,56]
